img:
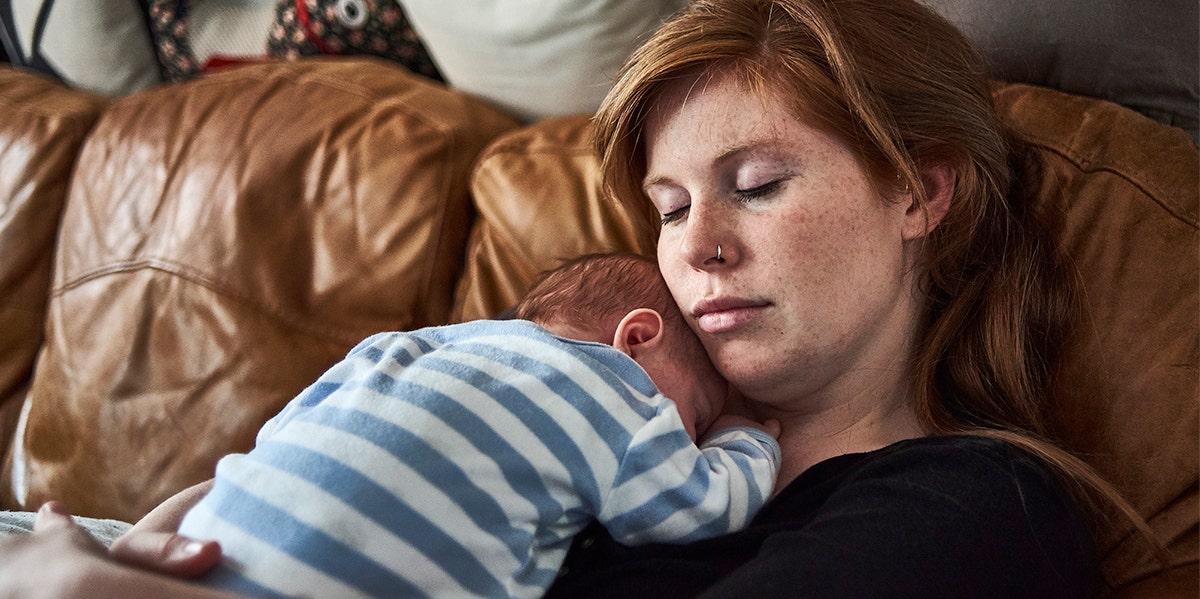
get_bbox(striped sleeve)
[179,321,683,599]
[595,402,781,545]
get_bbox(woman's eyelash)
[660,206,687,225]
[658,179,784,225]
[734,180,782,201]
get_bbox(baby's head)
[515,253,728,440]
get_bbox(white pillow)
[5,0,161,96]
[397,0,688,123]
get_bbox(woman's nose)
[678,202,734,269]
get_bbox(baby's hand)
[709,414,781,439]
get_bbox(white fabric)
[396,0,689,122]
[189,1,277,63]
[0,511,131,546]
[9,0,160,95]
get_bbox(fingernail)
[180,540,209,557]
[39,501,67,516]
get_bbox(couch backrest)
[450,115,653,322]
[0,58,517,519]
[995,84,1199,594]
[0,68,108,472]
[454,83,1199,595]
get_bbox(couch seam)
[1019,135,1199,230]
[51,259,368,347]
[0,92,105,121]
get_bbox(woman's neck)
[761,376,926,488]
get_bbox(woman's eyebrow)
[713,143,759,170]
[641,174,675,193]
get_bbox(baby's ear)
[612,308,665,357]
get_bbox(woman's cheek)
[656,235,686,288]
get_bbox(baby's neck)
[536,319,608,344]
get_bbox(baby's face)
[644,328,729,441]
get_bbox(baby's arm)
[597,406,781,546]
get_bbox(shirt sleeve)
[596,403,781,546]
[256,331,398,443]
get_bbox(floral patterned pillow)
[147,0,440,83]
[265,0,440,81]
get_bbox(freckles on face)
[642,73,915,404]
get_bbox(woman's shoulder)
[802,433,1057,479]
[863,433,1054,474]
[785,433,1072,507]
[549,433,1102,598]
[739,434,1102,596]
[762,433,1094,552]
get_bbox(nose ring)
[715,244,724,263]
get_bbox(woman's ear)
[901,163,956,241]
[612,308,665,357]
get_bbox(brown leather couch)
[0,57,1195,596]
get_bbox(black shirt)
[546,435,1101,598]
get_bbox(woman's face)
[642,71,923,411]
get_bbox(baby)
[175,252,781,598]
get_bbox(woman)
[0,0,1152,596]
[543,0,1143,595]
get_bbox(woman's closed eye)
[646,183,691,226]
[660,205,689,226]
[733,179,784,203]
[659,179,783,225]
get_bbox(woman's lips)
[692,298,769,334]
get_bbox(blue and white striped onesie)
[179,319,780,599]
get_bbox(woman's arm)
[0,502,237,599]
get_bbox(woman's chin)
[715,352,783,398]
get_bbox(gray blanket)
[0,510,132,546]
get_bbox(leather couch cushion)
[456,83,1199,596]
[994,83,1199,594]
[452,115,651,322]
[3,57,517,520]
[0,67,107,474]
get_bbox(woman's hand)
[0,502,233,599]
[109,478,221,577]
[108,527,221,578]
[0,501,106,598]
